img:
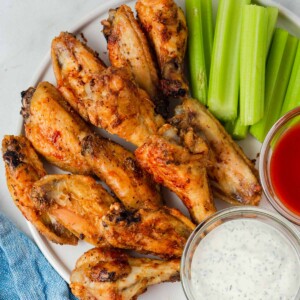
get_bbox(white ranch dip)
[191,219,300,300]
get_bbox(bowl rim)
[259,106,300,225]
[180,206,300,300]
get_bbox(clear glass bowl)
[260,107,300,225]
[181,206,300,300]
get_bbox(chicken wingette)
[2,135,78,245]
[101,203,195,259]
[102,5,167,117]
[51,32,164,147]
[70,247,180,300]
[170,98,262,206]
[22,81,162,210]
[135,124,216,223]
[136,0,188,97]
[31,174,114,246]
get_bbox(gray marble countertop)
[0,0,299,238]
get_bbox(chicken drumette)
[21,81,162,210]
[101,203,195,259]
[2,135,78,245]
[51,32,164,147]
[70,247,180,300]
[136,0,189,97]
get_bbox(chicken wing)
[51,32,164,147]
[81,135,162,210]
[70,247,180,300]
[135,124,216,223]
[22,81,162,210]
[102,5,167,117]
[170,98,262,206]
[136,0,188,97]
[2,135,78,245]
[31,174,114,246]
[101,203,195,259]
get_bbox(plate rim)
[23,0,300,285]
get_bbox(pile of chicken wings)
[2,0,261,299]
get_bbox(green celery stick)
[200,0,214,78]
[250,31,298,142]
[226,7,277,139]
[208,0,250,121]
[266,7,279,52]
[281,43,300,116]
[186,0,207,104]
[240,5,269,126]
[225,116,249,140]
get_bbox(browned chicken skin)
[31,174,114,246]
[2,135,78,245]
[81,134,162,210]
[70,247,180,300]
[22,81,162,210]
[171,98,262,206]
[135,124,216,223]
[51,32,164,147]
[102,5,167,117]
[136,0,188,97]
[101,203,195,259]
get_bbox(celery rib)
[280,43,300,116]
[240,5,269,126]
[186,0,207,104]
[208,0,251,121]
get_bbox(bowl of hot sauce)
[260,107,300,224]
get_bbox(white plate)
[24,0,300,299]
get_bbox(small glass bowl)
[180,206,300,300]
[260,107,300,225]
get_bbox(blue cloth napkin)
[0,211,78,300]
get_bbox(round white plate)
[23,0,300,299]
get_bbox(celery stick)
[240,5,269,126]
[225,116,249,140]
[250,31,298,142]
[266,7,279,52]
[281,43,300,116]
[208,0,250,121]
[186,0,207,104]
[200,0,214,78]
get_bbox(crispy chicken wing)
[70,247,180,300]
[170,98,262,206]
[2,135,78,245]
[101,203,195,259]
[81,135,162,210]
[21,81,92,174]
[136,0,188,97]
[135,124,216,223]
[22,81,162,210]
[31,174,114,246]
[102,5,167,117]
[51,32,164,147]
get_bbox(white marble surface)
[0,0,299,257]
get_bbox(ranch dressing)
[190,219,300,300]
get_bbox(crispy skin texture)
[22,81,93,175]
[81,135,162,210]
[22,81,161,209]
[51,32,164,147]
[70,247,180,300]
[102,5,167,117]
[135,124,216,223]
[101,203,195,259]
[136,0,188,97]
[171,98,262,206]
[2,135,78,245]
[31,174,114,246]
